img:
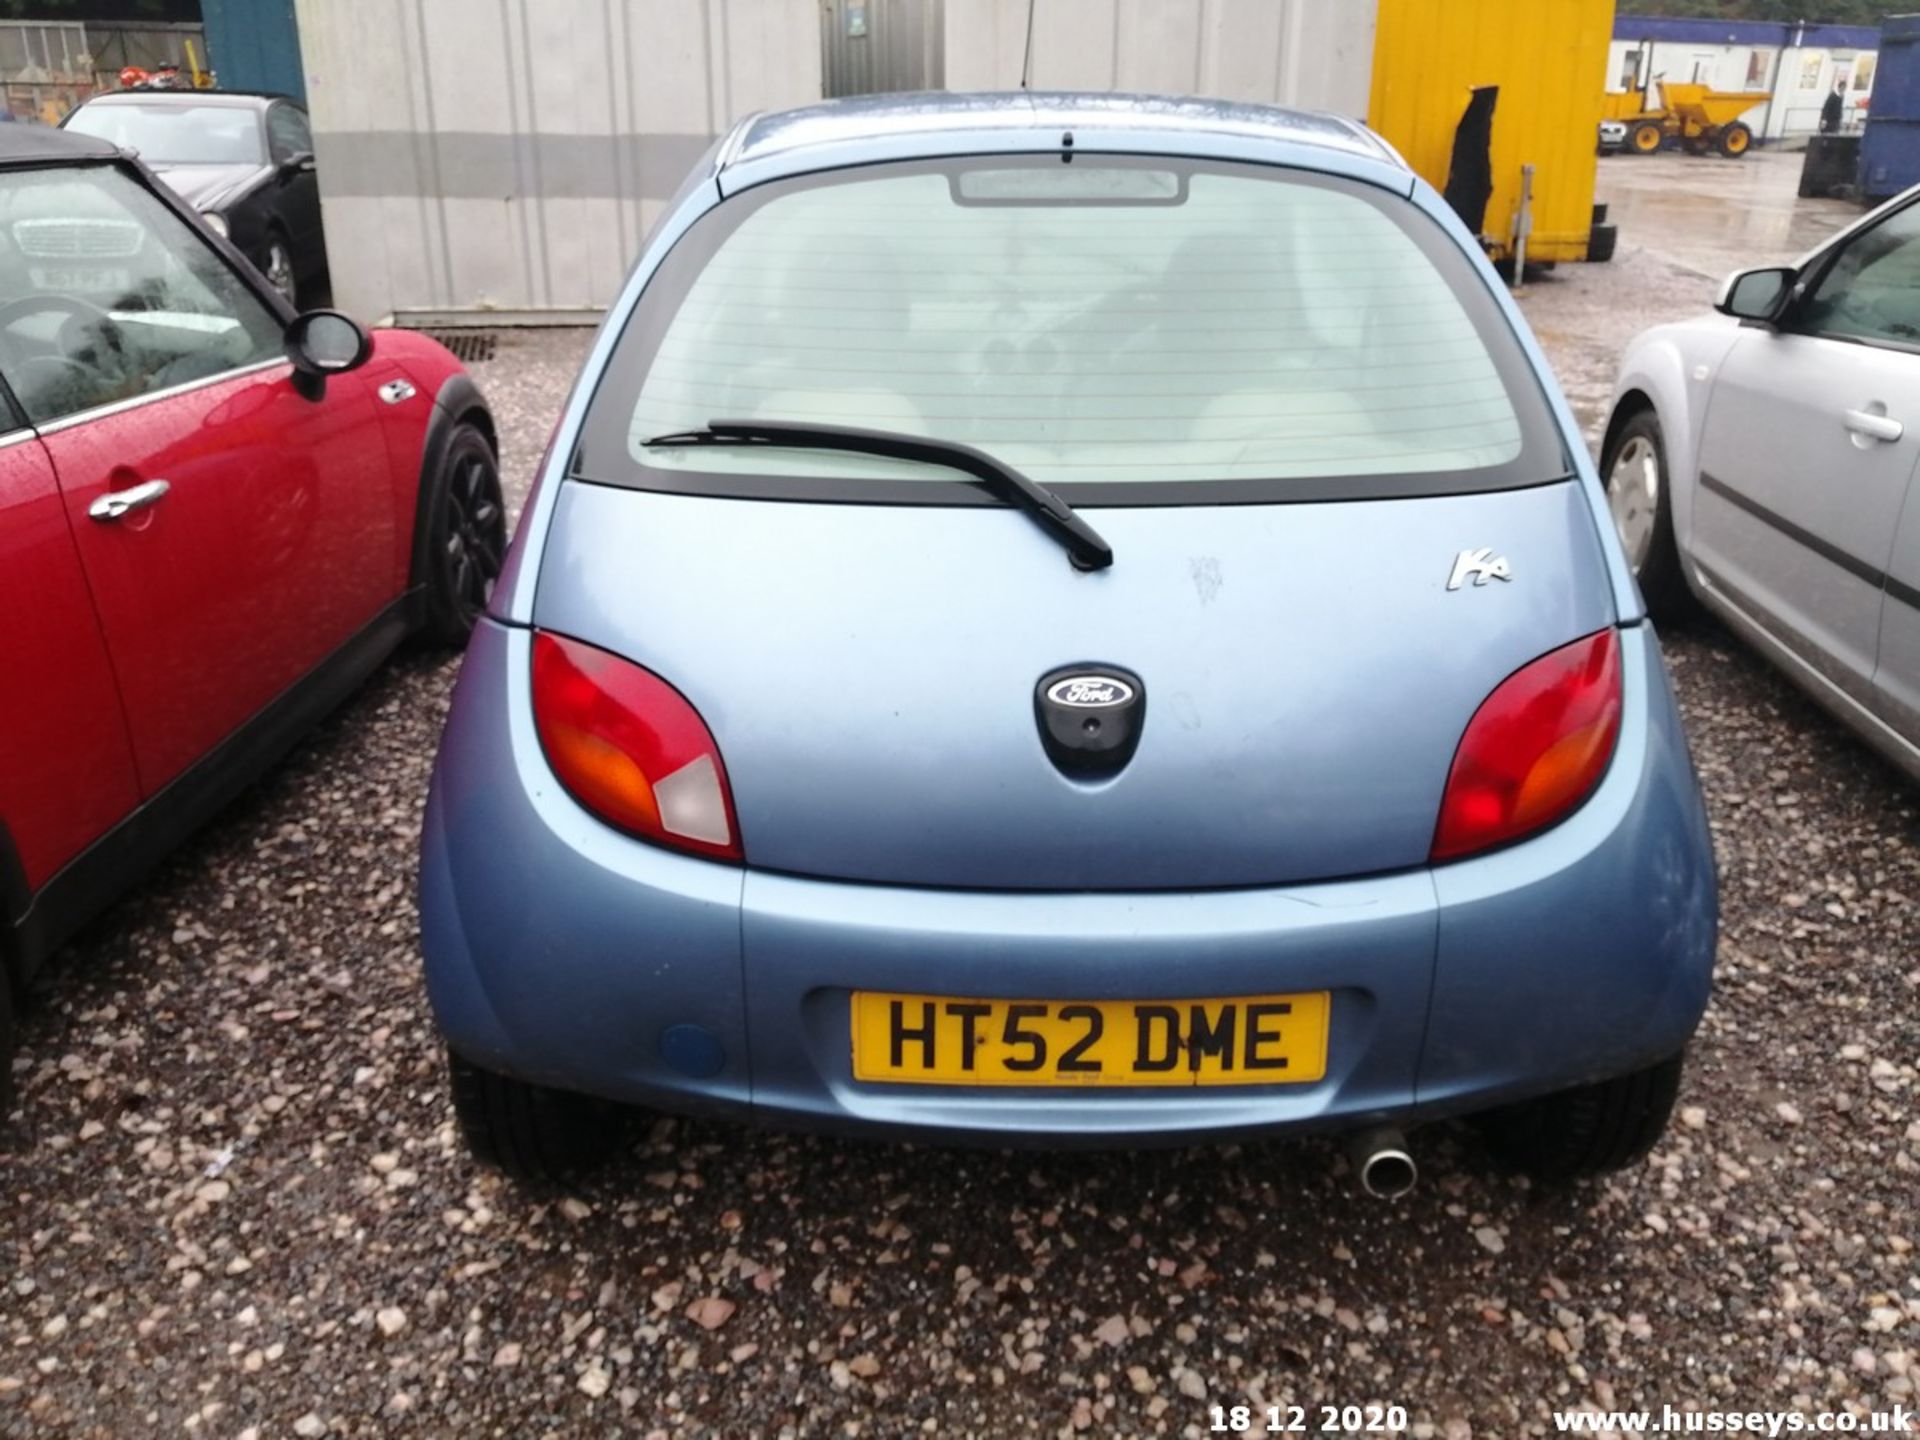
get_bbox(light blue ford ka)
[419,93,1717,1193]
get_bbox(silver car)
[1601,185,1920,781]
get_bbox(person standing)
[1821,80,1846,134]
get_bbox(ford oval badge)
[1045,674,1135,709]
[1035,665,1146,779]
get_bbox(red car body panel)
[367,329,471,409]
[40,360,400,794]
[0,436,143,888]
[1,332,485,934]
[0,126,501,1110]
[358,330,479,589]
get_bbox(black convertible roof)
[0,121,118,165]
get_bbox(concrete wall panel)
[297,0,821,322]
[941,0,1374,112]
[301,0,1373,319]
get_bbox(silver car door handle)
[87,479,171,521]
[1843,408,1904,442]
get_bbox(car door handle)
[87,479,171,521]
[1843,408,1904,443]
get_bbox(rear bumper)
[420,620,1716,1146]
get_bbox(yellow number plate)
[850,991,1329,1087]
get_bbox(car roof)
[78,90,291,111]
[0,122,119,166]
[726,91,1401,172]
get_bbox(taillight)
[1431,629,1622,863]
[531,631,742,862]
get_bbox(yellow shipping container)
[1368,0,1616,263]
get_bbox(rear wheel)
[1719,122,1753,158]
[1477,1052,1686,1180]
[1601,407,1694,619]
[0,963,15,1118]
[447,1050,618,1183]
[1630,120,1665,155]
[419,424,506,647]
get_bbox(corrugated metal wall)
[822,0,944,98]
[1,21,209,125]
[295,0,821,324]
[0,20,90,125]
[942,0,1377,116]
[0,21,89,80]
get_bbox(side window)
[0,164,283,425]
[266,105,312,163]
[1799,202,1920,348]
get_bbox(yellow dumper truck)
[1605,80,1770,156]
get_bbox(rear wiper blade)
[644,419,1113,572]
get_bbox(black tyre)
[419,424,506,647]
[1587,221,1618,263]
[1718,121,1754,158]
[447,1049,618,1183]
[0,964,15,1118]
[1600,407,1694,620]
[1477,1052,1685,1180]
[1629,120,1665,155]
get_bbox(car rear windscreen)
[65,103,265,167]
[575,156,1564,504]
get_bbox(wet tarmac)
[1516,145,1868,450]
[1594,147,1858,280]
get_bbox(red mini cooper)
[0,124,502,1103]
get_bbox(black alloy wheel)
[423,424,507,646]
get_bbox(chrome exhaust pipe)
[1350,1126,1417,1199]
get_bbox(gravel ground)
[6,165,1920,1439]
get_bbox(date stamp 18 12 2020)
[1210,1404,1409,1434]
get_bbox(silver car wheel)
[1607,434,1660,573]
[265,241,296,304]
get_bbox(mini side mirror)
[1715,266,1795,322]
[285,309,371,400]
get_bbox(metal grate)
[12,218,146,259]
[424,331,498,363]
